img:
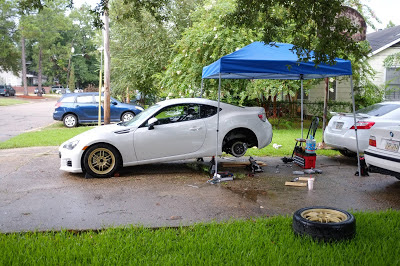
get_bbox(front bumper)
[59,148,84,173]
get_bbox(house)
[307,25,400,102]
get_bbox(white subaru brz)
[59,98,273,178]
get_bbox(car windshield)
[121,104,160,127]
[356,104,400,117]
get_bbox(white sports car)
[324,102,400,156]
[59,98,273,177]
[364,126,400,180]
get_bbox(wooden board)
[285,181,307,187]
[221,161,267,167]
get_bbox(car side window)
[60,96,75,103]
[200,104,218,118]
[153,104,200,125]
[76,95,94,103]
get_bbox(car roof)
[156,97,241,109]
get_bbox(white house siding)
[368,46,400,87]
[0,71,22,86]
[307,78,352,103]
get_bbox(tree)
[228,0,373,65]
[0,0,20,74]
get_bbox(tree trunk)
[103,8,111,124]
[21,34,28,96]
[37,46,43,97]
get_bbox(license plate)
[385,140,400,152]
[335,122,344,129]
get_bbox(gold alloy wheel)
[301,208,348,223]
[87,147,116,175]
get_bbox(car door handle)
[189,127,202,131]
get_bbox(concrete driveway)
[1,146,399,233]
[0,97,57,142]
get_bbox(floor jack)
[208,157,234,184]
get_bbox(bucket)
[305,137,316,154]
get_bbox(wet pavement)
[1,146,400,233]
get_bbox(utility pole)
[103,5,111,124]
[21,34,28,96]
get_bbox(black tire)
[121,111,135,122]
[63,114,78,128]
[229,140,248,157]
[83,144,121,178]
[292,206,356,241]
[339,149,357,157]
[5,92,9,97]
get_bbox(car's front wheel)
[83,144,121,178]
[63,114,78,128]
[121,111,135,122]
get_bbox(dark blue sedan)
[53,92,144,127]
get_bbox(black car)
[0,85,16,97]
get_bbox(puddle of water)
[226,187,268,202]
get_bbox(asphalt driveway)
[1,146,399,233]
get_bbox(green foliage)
[0,0,20,73]
[306,101,353,118]
[229,0,371,65]
[1,210,400,264]
[0,123,93,149]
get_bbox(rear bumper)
[364,149,400,177]
[324,129,370,152]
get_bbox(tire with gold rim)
[83,144,121,178]
[292,206,356,241]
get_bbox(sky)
[363,0,400,32]
[73,0,400,33]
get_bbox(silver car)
[324,102,400,156]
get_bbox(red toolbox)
[293,147,316,169]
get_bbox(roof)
[202,42,352,80]
[367,25,400,55]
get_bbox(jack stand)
[248,156,263,174]
[209,156,216,176]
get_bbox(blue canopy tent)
[201,41,360,178]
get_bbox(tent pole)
[214,74,222,178]
[300,75,304,139]
[350,75,361,176]
[200,79,204,98]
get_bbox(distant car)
[365,126,400,180]
[53,92,144,127]
[324,102,400,156]
[0,85,16,97]
[58,98,273,177]
[51,85,64,94]
[34,87,46,94]
[74,88,83,93]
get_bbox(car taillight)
[369,135,376,147]
[258,113,266,122]
[55,102,61,108]
[350,121,375,129]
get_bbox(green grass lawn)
[0,120,340,156]
[0,122,94,149]
[0,97,29,106]
[1,210,399,265]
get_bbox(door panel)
[134,119,206,161]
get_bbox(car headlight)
[63,140,79,150]
[136,106,144,111]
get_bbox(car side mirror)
[112,101,117,105]
[148,117,158,130]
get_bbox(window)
[385,68,400,100]
[154,104,200,125]
[76,95,94,103]
[60,96,75,103]
[200,104,218,118]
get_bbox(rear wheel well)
[222,128,258,156]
